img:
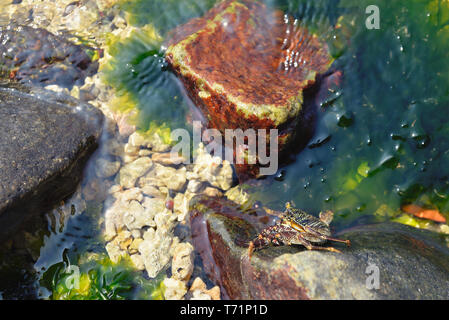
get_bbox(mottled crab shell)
[281,207,331,244]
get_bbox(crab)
[248,203,351,258]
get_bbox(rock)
[116,230,133,251]
[189,196,449,300]
[82,178,111,202]
[163,278,188,300]
[152,152,186,166]
[0,24,98,89]
[105,241,127,264]
[127,131,170,153]
[124,143,140,156]
[115,187,143,203]
[131,229,142,239]
[165,0,332,167]
[129,238,144,255]
[112,111,136,138]
[96,0,120,11]
[0,83,103,240]
[95,158,121,178]
[130,253,145,271]
[139,149,152,157]
[104,204,123,241]
[154,208,178,234]
[118,157,153,188]
[103,188,144,240]
[189,277,221,300]
[187,144,235,191]
[205,286,221,300]
[187,180,203,194]
[123,154,139,164]
[173,193,189,222]
[128,132,146,148]
[141,185,165,199]
[190,290,212,300]
[139,221,176,278]
[190,277,207,292]
[122,200,150,230]
[154,165,187,192]
[203,187,223,198]
[147,133,171,153]
[225,185,254,210]
[171,242,195,282]
[105,139,124,157]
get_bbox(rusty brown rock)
[165,0,333,177]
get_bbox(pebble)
[138,230,174,278]
[163,278,187,300]
[171,242,194,282]
[122,200,150,230]
[190,290,212,300]
[118,157,153,188]
[95,158,121,178]
[130,253,145,271]
[152,152,186,166]
[189,277,221,300]
[154,165,187,192]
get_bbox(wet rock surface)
[0,24,99,89]
[0,83,103,240]
[165,0,332,162]
[189,196,449,299]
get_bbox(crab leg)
[292,236,343,253]
[302,225,351,247]
[325,236,351,247]
[248,241,255,259]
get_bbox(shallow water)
[1,0,449,299]
[107,0,449,229]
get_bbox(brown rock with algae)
[165,0,333,176]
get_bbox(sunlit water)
[1,0,449,299]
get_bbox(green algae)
[102,24,190,136]
[41,252,165,300]
[119,0,217,35]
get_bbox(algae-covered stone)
[189,196,449,300]
[165,0,332,156]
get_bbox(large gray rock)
[189,196,449,300]
[0,83,103,240]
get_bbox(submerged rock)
[189,196,449,299]
[0,24,99,89]
[118,157,153,188]
[0,83,103,240]
[166,0,333,176]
